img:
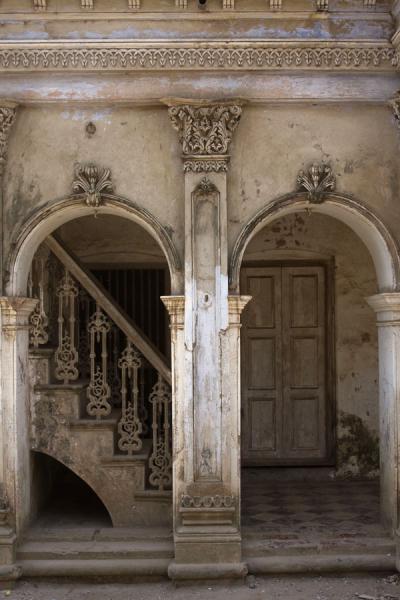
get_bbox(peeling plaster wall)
[5,103,400,286]
[228,104,400,259]
[4,105,183,279]
[244,212,379,477]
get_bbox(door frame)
[241,258,336,467]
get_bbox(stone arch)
[234,191,400,533]
[6,193,183,296]
[230,192,400,293]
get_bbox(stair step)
[22,526,173,543]
[18,539,174,561]
[19,558,170,578]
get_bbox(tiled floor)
[242,469,387,543]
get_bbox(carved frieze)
[0,45,394,72]
[72,163,113,208]
[0,105,17,179]
[33,0,47,9]
[297,162,336,203]
[316,0,329,10]
[168,103,242,172]
[181,495,234,508]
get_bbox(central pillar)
[165,101,250,581]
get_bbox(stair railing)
[28,242,172,491]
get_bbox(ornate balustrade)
[28,244,172,491]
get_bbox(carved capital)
[367,293,400,325]
[161,295,185,328]
[72,163,113,208]
[297,162,335,203]
[228,295,252,325]
[0,297,38,338]
[167,102,242,172]
[0,104,17,180]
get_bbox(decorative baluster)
[148,375,172,490]
[54,268,79,383]
[29,246,50,348]
[86,304,112,419]
[78,289,91,379]
[117,341,143,454]
[47,253,63,346]
[139,362,149,436]
[109,326,122,407]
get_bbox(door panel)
[241,268,282,463]
[241,263,332,466]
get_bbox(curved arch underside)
[230,192,400,294]
[7,193,182,296]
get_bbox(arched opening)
[17,201,177,532]
[235,196,400,552]
[31,452,112,529]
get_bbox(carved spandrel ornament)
[297,162,336,203]
[168,102,242,173]
[0,105,17,179]
[72,163,113,209]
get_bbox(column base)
[168,561,248,582]
[0,527,21,588]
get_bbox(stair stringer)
[31,386,172,527]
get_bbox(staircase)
[17,527,174,578]
[27,237,173,529]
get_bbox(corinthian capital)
[167,101,242,173]
[0,104,17,179]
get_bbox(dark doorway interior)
[31,452,112,529]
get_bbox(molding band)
[0,43,396,72]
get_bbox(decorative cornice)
[0,43,395,73]
[297,162,336,203]
[0,104,17,179]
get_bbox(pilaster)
[0,104,17,295]
[367,293,400,538]
[0,297,36,585]
[0,297,37,534]
[166,100,249,581]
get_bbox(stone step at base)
[243,535,396,574]
[22,526,173,543]
[18,539,174,561]
[19,558,170,578]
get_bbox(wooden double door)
[241,263,334,466]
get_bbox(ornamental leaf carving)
[72,163,113,208]
[297,162,335,203]
[168,104,242,157]
[0,106,17,177]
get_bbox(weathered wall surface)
[5,103,400,295]
[229,104,400,261]
[57,215,167,265]
[4,105,183,284]
[244,212,379,477]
